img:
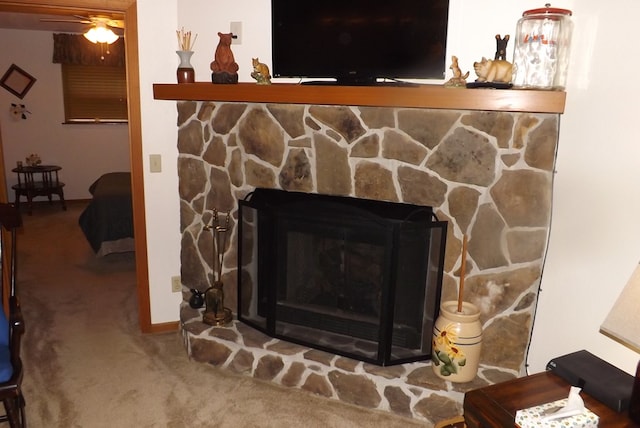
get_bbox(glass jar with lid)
[512,4,573,90]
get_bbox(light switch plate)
[149,154,162,173]
[230,22,242,45]
[171,276,182,293]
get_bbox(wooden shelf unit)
[153,82,566,114]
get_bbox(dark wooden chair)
[0,204,25,427]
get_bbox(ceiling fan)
[39,15,124,30]
[40,15,124,44]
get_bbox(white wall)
[179,0,271,83]
[0,28,130,200]
[137,0,640,374]
[136,0,182,323]
[528,0,640,375]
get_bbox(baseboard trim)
[147,321,180,334]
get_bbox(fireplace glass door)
[238,188,446,366]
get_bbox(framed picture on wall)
[0,64,37,99]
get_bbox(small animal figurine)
[444,55,469,88]
[210,32,239,84]
[473,57,512,83]
[250,58,272,85]
[494,34,510,61]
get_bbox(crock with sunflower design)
[432,300,483,382]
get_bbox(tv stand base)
[300,80,419,88]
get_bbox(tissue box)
[515,398,599,428]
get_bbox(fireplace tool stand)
[202,209,233,326]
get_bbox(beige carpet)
[16,201,427,427]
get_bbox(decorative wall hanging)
[0,64,37,99]
[10,103,31,120]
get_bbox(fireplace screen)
[238,188,447,366]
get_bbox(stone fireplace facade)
[176,99,559,423]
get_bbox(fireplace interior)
[238,188,447,366]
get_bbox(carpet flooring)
[15,201,427,427]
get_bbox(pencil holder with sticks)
[432,234,483,382]
[176,28,197,83]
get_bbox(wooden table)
[463,371,638,427]
[12,165,66,215]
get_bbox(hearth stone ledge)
[180,304,517,425]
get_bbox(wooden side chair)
[0,204,25,427]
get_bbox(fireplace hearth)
[238,188,447,365]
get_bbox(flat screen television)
[271,0,450,86]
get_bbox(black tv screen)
[271,0,449,85]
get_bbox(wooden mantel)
[153,82,566,114]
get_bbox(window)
[61,63,128,123]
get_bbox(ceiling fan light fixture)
[84,22,118,44]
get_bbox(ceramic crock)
[432,300,483,383]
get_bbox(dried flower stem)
[176,27,197,51]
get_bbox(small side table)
[463,371,636,427]
[12,165,66,215]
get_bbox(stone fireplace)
[157,82,563,424]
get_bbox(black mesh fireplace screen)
[238,188,447,366]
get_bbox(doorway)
[0,0,153,333]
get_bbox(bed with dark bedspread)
[79,172,134,256]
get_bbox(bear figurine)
[210,32,239,84]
